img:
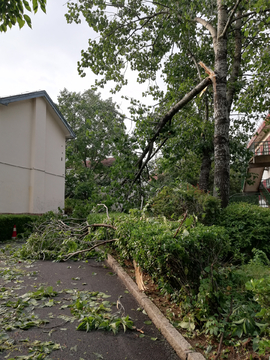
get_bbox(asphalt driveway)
[0,247,179,360]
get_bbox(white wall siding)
[0,95,69,214]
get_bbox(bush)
[145,183,221,225]
[0,214,38,242]
[64,197,121,219]
[87,212,123,226]
[64,198,93,218]
[216,202,270,262]
[114,214,229,294]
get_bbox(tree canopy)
[66,0,270,207]
[57,88,141,210]
[0,0,46,32]
[58,88,126,168]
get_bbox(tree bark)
[199,149,212,192]
[213,1,230,207]
[227,12,242,113]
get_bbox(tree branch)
[132,77,212,185]
[231,8,270,23]
[173,211,188,238]
[218,0,242,39]
[194,17,217,47]
[88,223,117,230]
[97,204,110,219]
[64,239,118,261]
[189,51,202,81]
[149,137,169,162]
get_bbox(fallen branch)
[64,239,118,261]
[173,211,188,238]
[88,223,117,230]
[132,76,212,186]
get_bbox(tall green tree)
[57,88,141,210]
[0,0,46,32]
[66,0,270,207]
[58,88,126,169]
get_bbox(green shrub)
[145,183,221,225]
[87,212,123,226]
[216,202,270,262]
[64,198,92,218]
[0,215,38,242]
[114,214,229,294]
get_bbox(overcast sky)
[0,1,151,131]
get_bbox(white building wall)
[0,100,33,213]
[0,96,68,214]
[0,100,33,168]
[44,106,66,212]
[45,107,65,176]
[29,97,46,214]
[0,163,30,213]
[44,174,65,212]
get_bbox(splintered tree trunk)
[213,1,230,207]
[199,150,212,192]
[133,260,146,291]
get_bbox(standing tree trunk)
[213,1,230,207]
[199,149,212,192]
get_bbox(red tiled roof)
[101,158,116,167]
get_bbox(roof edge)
[0,91,75,139]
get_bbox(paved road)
[0,253,180,360]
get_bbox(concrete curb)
[105,254,205,360]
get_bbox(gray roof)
[0,90,75,139]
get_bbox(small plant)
[145,183,221,225]
[246,276,270,324]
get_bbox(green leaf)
[144,320,152,325]
[23,14,31,26]
[23,0,32,12]
[33,0,38,12]
[16,16,25,29]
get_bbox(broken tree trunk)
[133,260,146,291]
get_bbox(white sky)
[0,1,152,132]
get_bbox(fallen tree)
[18,218,116,261]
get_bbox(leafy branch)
[131,76,212,186]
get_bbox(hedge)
[0,215,39,242]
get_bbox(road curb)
[105,253,205,360]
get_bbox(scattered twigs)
[173,211,188,238]
[64,239,118,261]
[32,219,89,239]
[25,217,119,261]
